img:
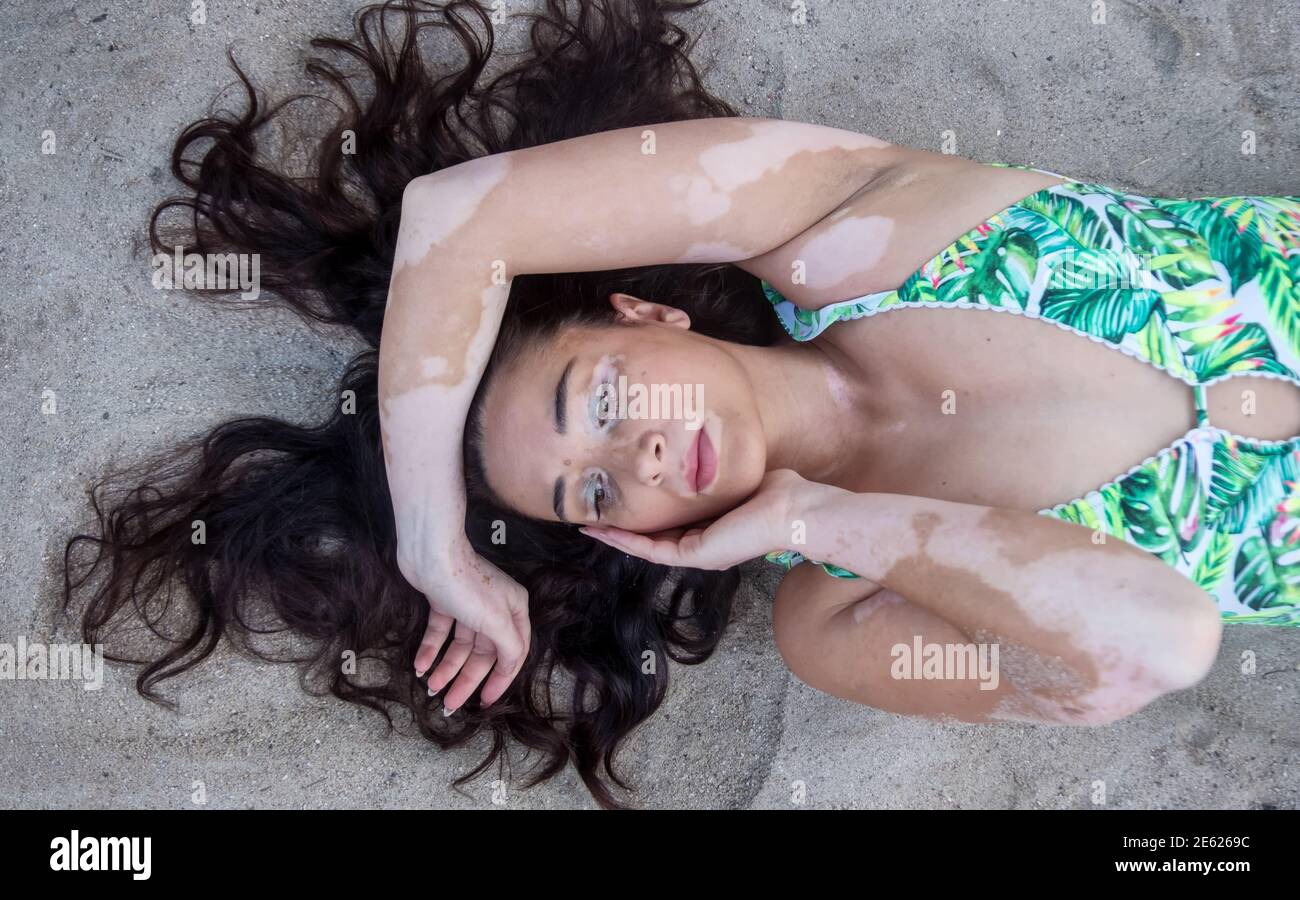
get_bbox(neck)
[725,335,871,486]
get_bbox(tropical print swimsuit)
[762,164,1300,627]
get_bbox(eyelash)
[592,370,618,431]
[586,471,613,520]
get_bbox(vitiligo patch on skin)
[984,655,1163,725]
[659,119,892,236]
[679,174,732,225]
[899,509,1189,674]
[392,154,512,271]
[978,506,1070,567]
[697,119,888,193]
[851,506,1205,723]
[421,356,450,379]
[793,214,894,290]
[673,240,760,263]
[850,588,906,624]
[384,255,510,398]
[821,361,852,410]
[378,284,508,519]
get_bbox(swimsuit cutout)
[761,164,1300,626]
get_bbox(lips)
[695,427,717,492]
[685,424,718,493]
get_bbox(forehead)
[479,336,585,520]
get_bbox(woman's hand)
[398,538,530,714]
[579,469,825,569]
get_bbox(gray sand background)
[1,0,1296,808]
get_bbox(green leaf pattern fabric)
[761,168,1300,626]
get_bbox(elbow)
[400,172,444,210]
[1149,591,1224,692]
[1066,586,1223,727]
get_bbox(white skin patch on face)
[698,119,888,192]
[795,214,894,290]
[587,353,625,433]
[391,153,512,271]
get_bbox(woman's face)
[478,294,769,533]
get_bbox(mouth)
[685,423,719,494]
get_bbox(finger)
[581,526,686,567]
[441,629,499,714]
[481,603,532,707]
[415,606,455,677]
[638,525,689,542]
[426,622,477,696]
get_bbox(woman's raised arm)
[378,116,900,711]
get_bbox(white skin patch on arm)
[822,361,856,412]
[392,153,513,271]
[665,120,888,230]
[954,547,1204,722]
[674,240,760,263]
[581,231,612,253]
[986,657,1160,725]
[677,174,733,225]
[698,119,888,192]
[379,285,505,513]
[795,214,894,290]
[421,356,450,379]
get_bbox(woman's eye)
[586,473,613,520]
[592,375,618,430]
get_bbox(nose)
[634,430,666,486]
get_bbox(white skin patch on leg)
[392,153,512,271]
[795,214,894,290]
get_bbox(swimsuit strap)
[1193,383,1209,428]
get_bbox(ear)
[608,292,692,330]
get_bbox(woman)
[63,0,1299,810]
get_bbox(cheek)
[611,487,695,532]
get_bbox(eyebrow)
[554,356,575,435]
[553,476,567,522]
[551,356,577,522]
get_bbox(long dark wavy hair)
[61,0,782,808]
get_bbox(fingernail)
[427,687,435,696]
[442,705,456,717]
